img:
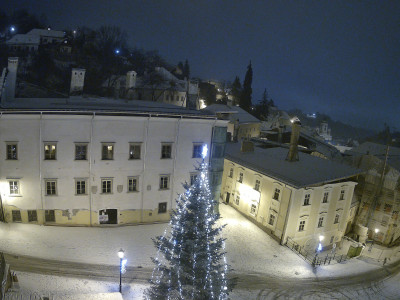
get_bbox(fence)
[286,237,349,267]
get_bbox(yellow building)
[221,141,361,251]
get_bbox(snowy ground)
[1,203,399,299]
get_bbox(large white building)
[0,58,227,226]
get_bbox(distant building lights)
[73,30,77,34]
[47,27,51,31]
[202,144,208,159]
[115,49,120,55]
[10,26,16,32]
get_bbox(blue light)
[202,144,208,159]
[317,242,322,252]
[121,258,127,274]
[115,49,120,54]
[10,26,16,32]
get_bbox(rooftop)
[225,142,362,189]
[203,104,260,124]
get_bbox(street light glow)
[319,235,324,242]
[115,49,120,54]
[374,228,379,234]
[202,144,208,159]
[10,26,16,32]
[118,248,125,259]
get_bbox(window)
[273,188,281,201]
[190,173,198,185]
[160,175,170,190]
[250,204,257,215]
[7,143,18,160]
[304,194,311,206]
[129,143,141,159]
[28,210,37,222]
[9,181,19,195]
[212,144,224,158]
[235,195,240,205]
[75,144,87,160]
[44,143,57,160]
[339,190,345,200]
[45,210,55,222]
[269,214,275,226]
[102,143,114,160]
[238,172,243,183]
[318,217,324,228]
[322,192,329,203]
[128,177,138,192]
[192,144,204,158]
[334,214,340,224]
[12,210,21,222]
[101,179,113,194]
[158,202,167,214]
[384,203,392,213]
[254,179,261,191]
[299,220,306,231]
[45,180,57,196]
[330,236,334,244]
[161,144,172,159]
[75,179,87,195]
[229,168,233,178]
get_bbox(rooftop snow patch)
[225,143,362,188]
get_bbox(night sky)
[4,1,400,130]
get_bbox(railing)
[286,237,349,266]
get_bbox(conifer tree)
[183,59,190,79]
[146,146,233,300]
[231,76,242,106]
[240,61,253,111]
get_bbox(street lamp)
[118,248,124,293]
[10,26,16,33]
[313,235,324,267]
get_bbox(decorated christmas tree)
[145,145,234,300]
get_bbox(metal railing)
[286,237,349,266]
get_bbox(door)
[99,209,118,224]
[226,192,230,204]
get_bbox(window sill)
[9,195,22,197]
[75,194,87,196]
[45,195,57,196]
[272,198,280,202]
[127,190,139,193]
[158,211,167,214]
[101,159,114,161]
[159,188,170,191]
[100,193,113,195]
[6,159,18,161]
[44,159,57,161]
[160,158,172,160]
[74,159,88,161]
[129,158,141,160]
[303,204,311,206]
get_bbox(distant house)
[221,136,361,250]
[202,104,261,141]
[6,28,65,52]
[344,142,400,246]
[316,121,332,142]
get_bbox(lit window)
[299,220,306,231]
[128,177,138,192]
[44,143,57,160]
[161,144,172,159]
[76,179,86,195]
[254,179,261,191]
[273,188,280,201]
[304,194,311,206]
[339,190,345,200]
[250,204,257,215]
[192,144,204,158]
[45,180,57,195]
[75,144,87,160]
[102,143,114,160]
[238,172,243,183]
[101,178,112,194]
[235,195,240,205]
[334,214,340,224]
[268,214,275,225]
[129,143,141,159]
[318,217,324,228]
[160,175,170,190]
[158,202,167,214]
[229,168,233,178]
[9,181,19,195]
[323,192,329,203]
[190,173,198,185]
[6,143,18,160]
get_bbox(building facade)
[0,111,227,226]
[221,142,360,250]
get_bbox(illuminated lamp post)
[312,235,324,267]
[117,248,126,293]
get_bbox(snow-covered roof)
[6,34,40,45]
[0,96,216,119]
[27,28,65,38]
[203,104,260,124]
[225,143,362,189]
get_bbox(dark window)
[330,236,334,243]
[75,144,87,160]
[102,144,114,160]
[129,144,141,159]
[158,202,167,214]
[160,175,169,190]
[250,204,257,215]
[299,220,305,231]
[238,172,243,183]
[161,144,172,159]
[273,188,280,201]
[76,180,86,195]
[44,143,56,160]
[339,190,345,200]
[318,217,324,228]
[269,214,275,226]
[192,144,203,158]
[212,144,224,158]
[323,192,329,203]
[190,174,198,185]
[28,210,37,222]
[235,195,240,205]
[334,214,340,224]
[7,144,18,160]
[254,179,260,191]
[102,179,112,193]
[46,180,57,195]
[304,194,311,206]
[45,210,55,222]
[128,177,138,192]
[229,168,233,178]
[12,210,21,222]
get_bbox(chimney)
[70,68,85,95]
[241,140,254,153]
[126,71,137,90]
[6,57,19,100]
[286,117,301,162]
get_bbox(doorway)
[226,192,230,204]
[99,209,118,224]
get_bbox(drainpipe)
[281,185,294,245]
[170,116,182,211]
[140,115,151,223]
[39,112,44,223]
[0,113,5,222]
[89,112,95,226]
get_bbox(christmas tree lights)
[146,145,233,299]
